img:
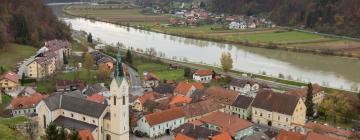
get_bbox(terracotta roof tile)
[174,82,204,96]
[175,133,195,140]
[86,94,105,104]
[144,107,185,127]
[203,87,238,105]
[212,131,232,140]
[287,84,323,98]
[169,95,192,106]
[78,129,95,140]
[10,93,46,109]
[1,72,20,83]
[138,92,157,104]
[305,132,342,140]
[194,69,213,76]
[275,130,305,140]
[182,99,223,118]
[199,112,253,136]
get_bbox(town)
[0,0,360,140]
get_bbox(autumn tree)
[83,52,94,80]
[45,123,60,140]
[98,63,111,80]
[220,52,233,73]
[305,83,314,119]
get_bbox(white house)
[135,107,185,138]
[229,78,266,97]
[248,22,256,29]
[229,21,240,29]
[192,69,213,83]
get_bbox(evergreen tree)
[63,52,68,65]
[45,123,59,140]
[184,67,191,78]
[58,126,67,140]
[305,83,314,119]
[125,49,133,64]
[21,73,26,85]
[0,66,4,74]
[87,33,93,43]
[69,129,81,140]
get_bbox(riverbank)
[63,6,360,59]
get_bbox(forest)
[210,0,360,37]
[0,0,71,48]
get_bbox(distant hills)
[210,0,360,38]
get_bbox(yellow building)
[26,56,56,79]
[36,51,129,140]
[0,72,20,91]
[251,90,306,131]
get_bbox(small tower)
[108,49,129,140]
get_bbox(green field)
[0,116,28,140]
[0,44,37,71]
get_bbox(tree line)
[209,0,360,38]
[0,0,71,48]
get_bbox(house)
[199,112,254,140]
[239,22,247,29]
[203,87,239,112]
[36,51,130,140]
[229,78,267,96]
[248,22,257,29]
[10,93,46,116]
[133,92,159,111]
[242,131,277,140]
[172,123,220,140]
[286,83,325,105]
[26,56,56,79]
[169,95,192,107]
[135,107,186,138]
[174,81,204,97]
[303,122,352,139]
[228,95,254,120]
[275,130,343,140]
[192,69,213,83]
[96,57,114,70]
[153,84,175,95]
[83,83,110,99]
[251,90,306,131]
[0,72,20,91]
[94,44,106,50]
[56,80,86,92]
[18,87,37,97]
[143,72,160,88]
[229,21,240,29]
[182,99,223,122]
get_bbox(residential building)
[83,83,110,99]
[182,99,223,122]
[275,130,343,140]
[229,21,240,29]
[133,92,158,111]
[18,87,37,97]
[203,87,239,112]
[169,95,192,107]
[174,81,204,97]
[0,72,20,91]
[56,80,86,92]
[10,93,46,116]
[97,57,114,70]
[143,72,160,88]
[229,78,268,97]
[153,84,175,95]
[135,107,186,138]
[193,69,213,83]
[36,51,130,140]
[228,95,253,119]
[287,83,325,105]
[26,56,56,79]
[251,90,306,131]
[199,112,254,140]
[172,123,220,140]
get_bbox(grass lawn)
[0,44,36,71]
[134,58,186,81]
[0,116,28,140]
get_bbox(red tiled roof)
[287,84,323,98]
[174,81,204,96]
[86,94,105,104]
[199,112,253,136]
[305,132,342,140]
[204,87,238,105]
[169,95,192,105]
[10,93,46,109]
[194,69,213,76]
[138,92,157,104]
[304,122,352,138]
[275,130,305,140]
[0,72,20,83]
[145,107,185,127]
[212,131,232,140]
[175,133,195,140]
[78,129,95,140]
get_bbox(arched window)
[122,96,125,105]
[106,134,111,140]
[114,96,117,105]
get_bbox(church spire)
[114,48,123,85]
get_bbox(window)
[71,114,74,117]
[93,120,95,123]
[286,118,288,122]
[123,96,125,105]
[114,96,117,105]
[62,112,64,114]
[260,113,262,117]
[43,115,46,128]
[83,117,86,121]
[278,116,280,120]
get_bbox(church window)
[123,96,125,105]
[114,96,117,105]
[71,114,74,117]
[83,117,86,121]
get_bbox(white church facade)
[35,51,130,140]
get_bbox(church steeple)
[114,48,124,85]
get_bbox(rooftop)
[1,72,20,83]
[203,86,238,105]
[144,107,185,127]
[53,116,97,131]
[172,123,220,139]
[10,93,46,110]
[193,69,213,76]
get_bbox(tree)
[69,129,81,140]
[83,52,94,71]
[305,83,314,119]
[98,63,111,80]
[220,52,233,73]
[125,49,133,64]
[87,33,93,43]
[45,123,59,140]
[0,66,5,74]
[184,67,192,78]
[21,73,26,85]
[63,52,68,65]
[58,126,67,140]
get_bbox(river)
[51,4,360,92]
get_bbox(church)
[35,51,129,140]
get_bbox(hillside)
[210,0,360,38]
[0,0,71,48]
